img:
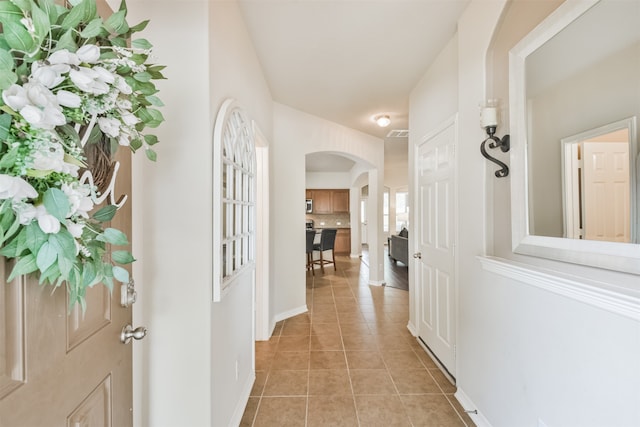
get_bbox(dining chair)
[306,229,316,275]
[312,228,337,273]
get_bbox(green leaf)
[55,28,78,51]
[112,265,129,283]
[145,148,157,162]
[30,3,51,42]
[48,230,76,260]
[39,261,60,284]
[86,125,103,145]
[38,0,59,25]
[25,222,47,253]
[145,95,164,107]
[129,138,142,151]
[132,38,152,50]
[0,48,15,71]
[82,0,97,22]
[144,134,158,146]
[112,250,135,264]
[0,2,22,25]
[8,253,37,281]
[9,0,30,12]
[97,227,129,245]
[104,9,128,35]
[3,20,35,52]
[36,241,57,272]
[92,205,117,222]
[81,261,97,287]
[0,113,12,140]
[57,254,73,277]
[0,146,19,169]
[60,0,85,30]
[0,236,19,257]
[130,19,149,33]
[43,188,70,222]
[0,70,18,90]
[56,123,80,145]
[133,71,151,82]
[80,17,103,39]
[137,107,164,128]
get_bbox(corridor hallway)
[241,255,475,426]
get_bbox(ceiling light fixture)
[375,115,391,128]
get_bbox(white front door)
[414,118,457,376]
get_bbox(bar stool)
[312,229,337,273]
[306,229,316,275]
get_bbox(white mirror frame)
[509,0,640,275]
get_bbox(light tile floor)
[241,255,475,427]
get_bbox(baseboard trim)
[454,388,493,427]
[406,321,417,336]
[274,304,308,323]
[229,370,255,427]
[369,280,385,286]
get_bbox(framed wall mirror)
[509,0,640,274]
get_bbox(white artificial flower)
[114,76,132,95]
[20,17,35,34]
[28,140,78,175]
[57,90,82,108]
[93,66,115,84]
[12,201,37,225]
[62,183,94,218]
[32,66,65,89]
[35,205,61,234]
[0,175,38,200]
[120,112,139,126]
[20,105,66,130]
[69,67,109,95]
[77,44,100,63]
[116,98,132,110]
[2,84,28,112]
[66,221,85,238]
[24,82,58,108]
[117,128,131,146]
[48,49,80,66]
[98,117,121,138]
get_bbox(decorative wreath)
[0,0,164,310]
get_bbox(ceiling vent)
[386,129,409,138]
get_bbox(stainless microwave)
[305,199,313,213]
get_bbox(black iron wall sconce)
[480,106,510,178]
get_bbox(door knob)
[120,324,147,344]
[413,252,422,259]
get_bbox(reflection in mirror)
[559,118,637,243]
[510,0,640,274]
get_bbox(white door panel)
[414,118,457,376]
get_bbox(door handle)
[413,252,422,259]
[120,324,147,344]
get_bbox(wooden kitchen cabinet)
[334,228,351,254]
[331,190,349,213]
[311,190,332,213]
[307,189,349,214]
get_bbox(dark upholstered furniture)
[389,228,408,266]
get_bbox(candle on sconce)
[481,106,498,128]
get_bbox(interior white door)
[0,147,135,426]
[414,119,457,376]
[360,198,368,245]
[583,141,630,242]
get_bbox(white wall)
[272,104,384,319]
[128,1,273,425]
[305,171,351,189]
[408,0,640,426]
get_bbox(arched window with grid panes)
[212,99,256,301]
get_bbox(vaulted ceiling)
[238,0,470,171]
